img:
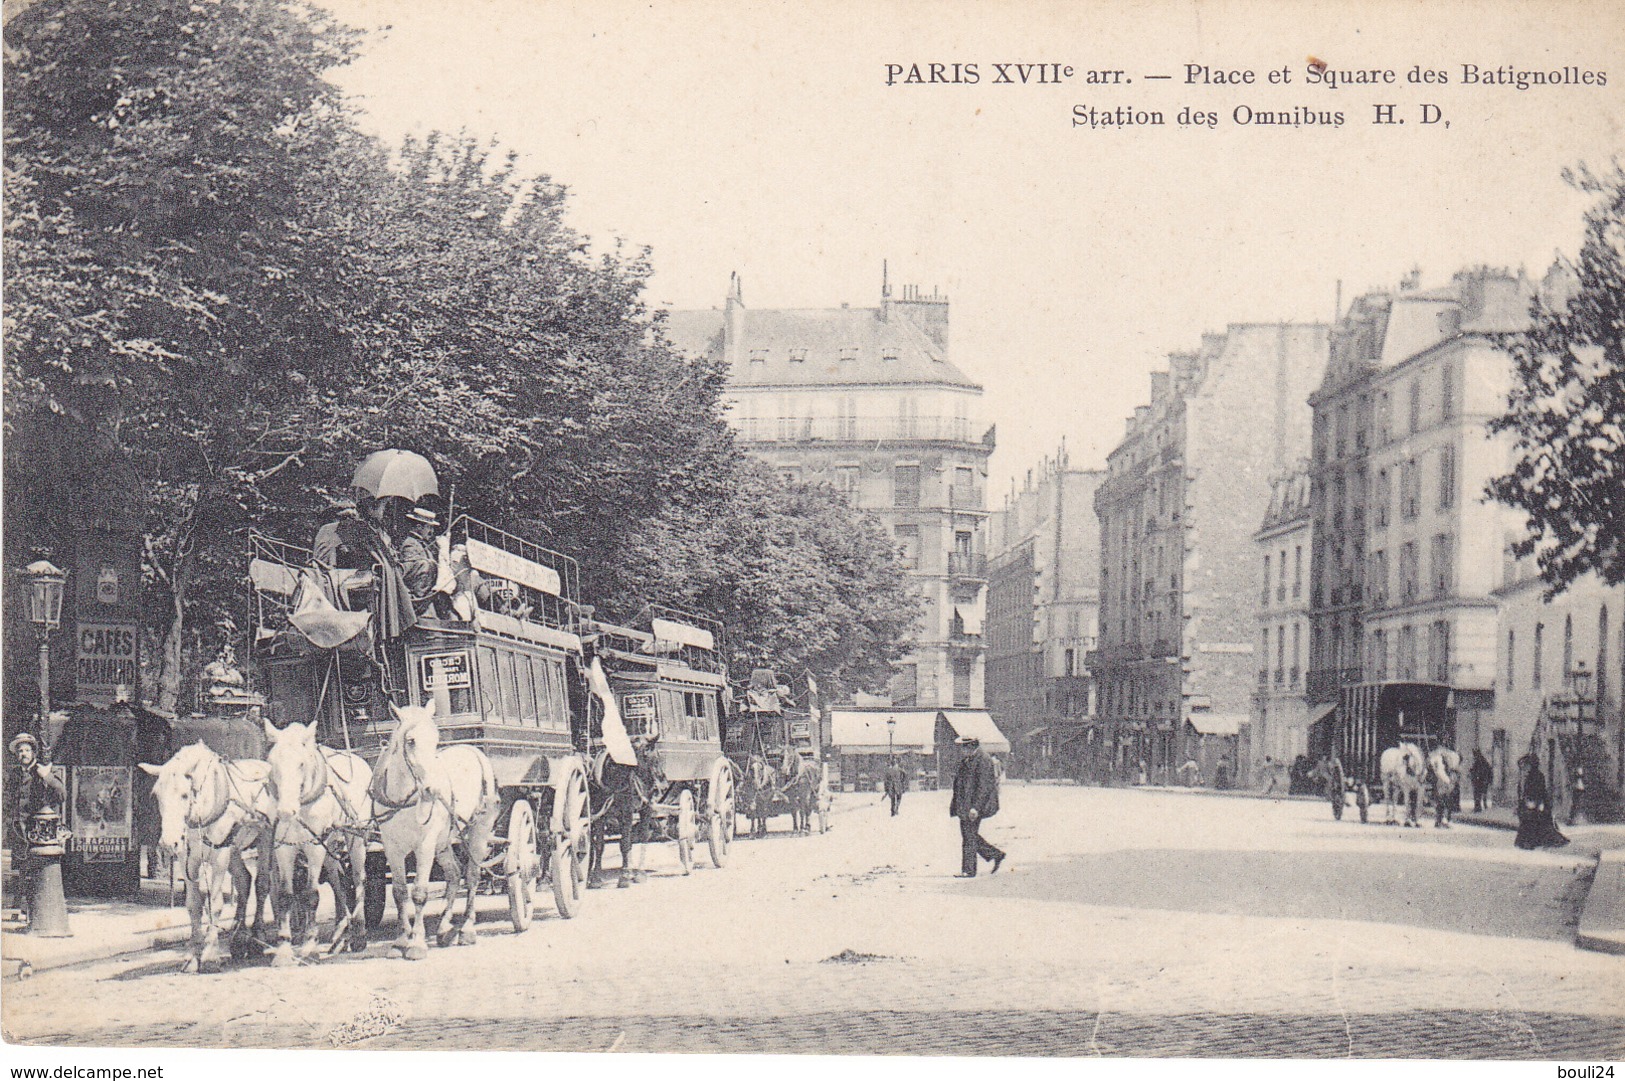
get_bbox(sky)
[315,0,1624,496]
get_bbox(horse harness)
[184,751,267,855]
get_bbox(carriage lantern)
[1567,661,1591,826]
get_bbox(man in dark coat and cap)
[949,735,1004,877]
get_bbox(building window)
[1277,623,1287,684]
[1399,542,1418,603]
[893,525,919,569]
[1398,625,1417,680]
[1400,459,1419,519]
[893,464,920,508]
[1408,378,1422,433]
[1507,629,1516,691]
[1440,357,1456,421]
[1599,605,1610,710]
[1431,533,1453,598]
[1377,391,1392,444]
[1533,622,1544,689]
[1262,554,1271,607]
[1374,469,1391,529]
[834,464,861,497]
[1438,445,1456,509]
[749,348,768,364]
[840,346,859,363]
[952,659,973,708]
[1369,549,1388,607]
[1293,546,1303,598]
[837,396,857,439]
[1371,629,1387,681]
[1431,620,1451,683]
[898,396,919,439]
[789,347,807,364]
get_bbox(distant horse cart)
[726,670,828,836]
[1336,682,1456,827]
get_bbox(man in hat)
[949,735,1004,877]
[6,733,67,924]
[883,757,907,816]
[398,505,441,610]
[313,494,370,571]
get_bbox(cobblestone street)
[6,784,1622,1057]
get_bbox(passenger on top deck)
[399,505,441,610]
[313,494,370,570]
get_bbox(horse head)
[263,716,327,821]
[383,700,448,805]
[138,742,224,851]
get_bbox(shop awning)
[1186,713,1244,736]
[955,598,986,636]
[829,710,937,754]
[1308,701,1338,726]
[937,710,1011,754]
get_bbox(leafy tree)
[609,461,922,699]
[1489,162,1625,590]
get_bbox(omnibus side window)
[536,657,569,733]
[498,650,522,724]
[476,646,502,722]
[513,651,539,727]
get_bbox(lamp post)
[24,559,67,726]
[22,558,71,937]
[1569,661,1592,826]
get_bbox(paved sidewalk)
[1578,848,1625,955]
[3,881,191,980]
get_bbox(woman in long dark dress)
[1514,754,1570,850]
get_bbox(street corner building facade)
[1301,267,1616,793]
[1090,322,1330,785]
[983,450,1105,779]
[1246,463,1315,786]
[667,271,993,711]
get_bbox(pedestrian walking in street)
[1259,755,1282,795]
[883,758,907,817]
[1514,754,1569,850]
[1322,752,1347,820]
[1470,749,1494,812]
[949,736,1004,877]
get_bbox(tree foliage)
[1489,162,1625,591]
[4,0,919,708]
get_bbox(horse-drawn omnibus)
[725,670,828,835]
[586,609,737,874]
[249,512,601,931]
[1336,680,1455,821]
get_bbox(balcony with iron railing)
[948,552,988,578]
[736,415,982,445]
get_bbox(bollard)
[26,810,72,938]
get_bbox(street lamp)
[21,558,71,938]
[887,716,897,759]
[25,559,67,726]
[1569,661,1592,826]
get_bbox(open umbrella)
[351,449,439,502]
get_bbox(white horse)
[1429,747,1463,828]
[139,743,273,973]
[1380,742,1426,827]
[262,718,374,965]
[369,702,499,958]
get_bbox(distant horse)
[369,702,498,958]
[786,757,821,834]
[262,718,374,964]
[1429,748,1462,828]
[590,746,660,888]
[741,756,778,838]
[1380,743,1426,827]
[139,744,273,972]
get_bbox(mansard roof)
[665,305,980,390]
